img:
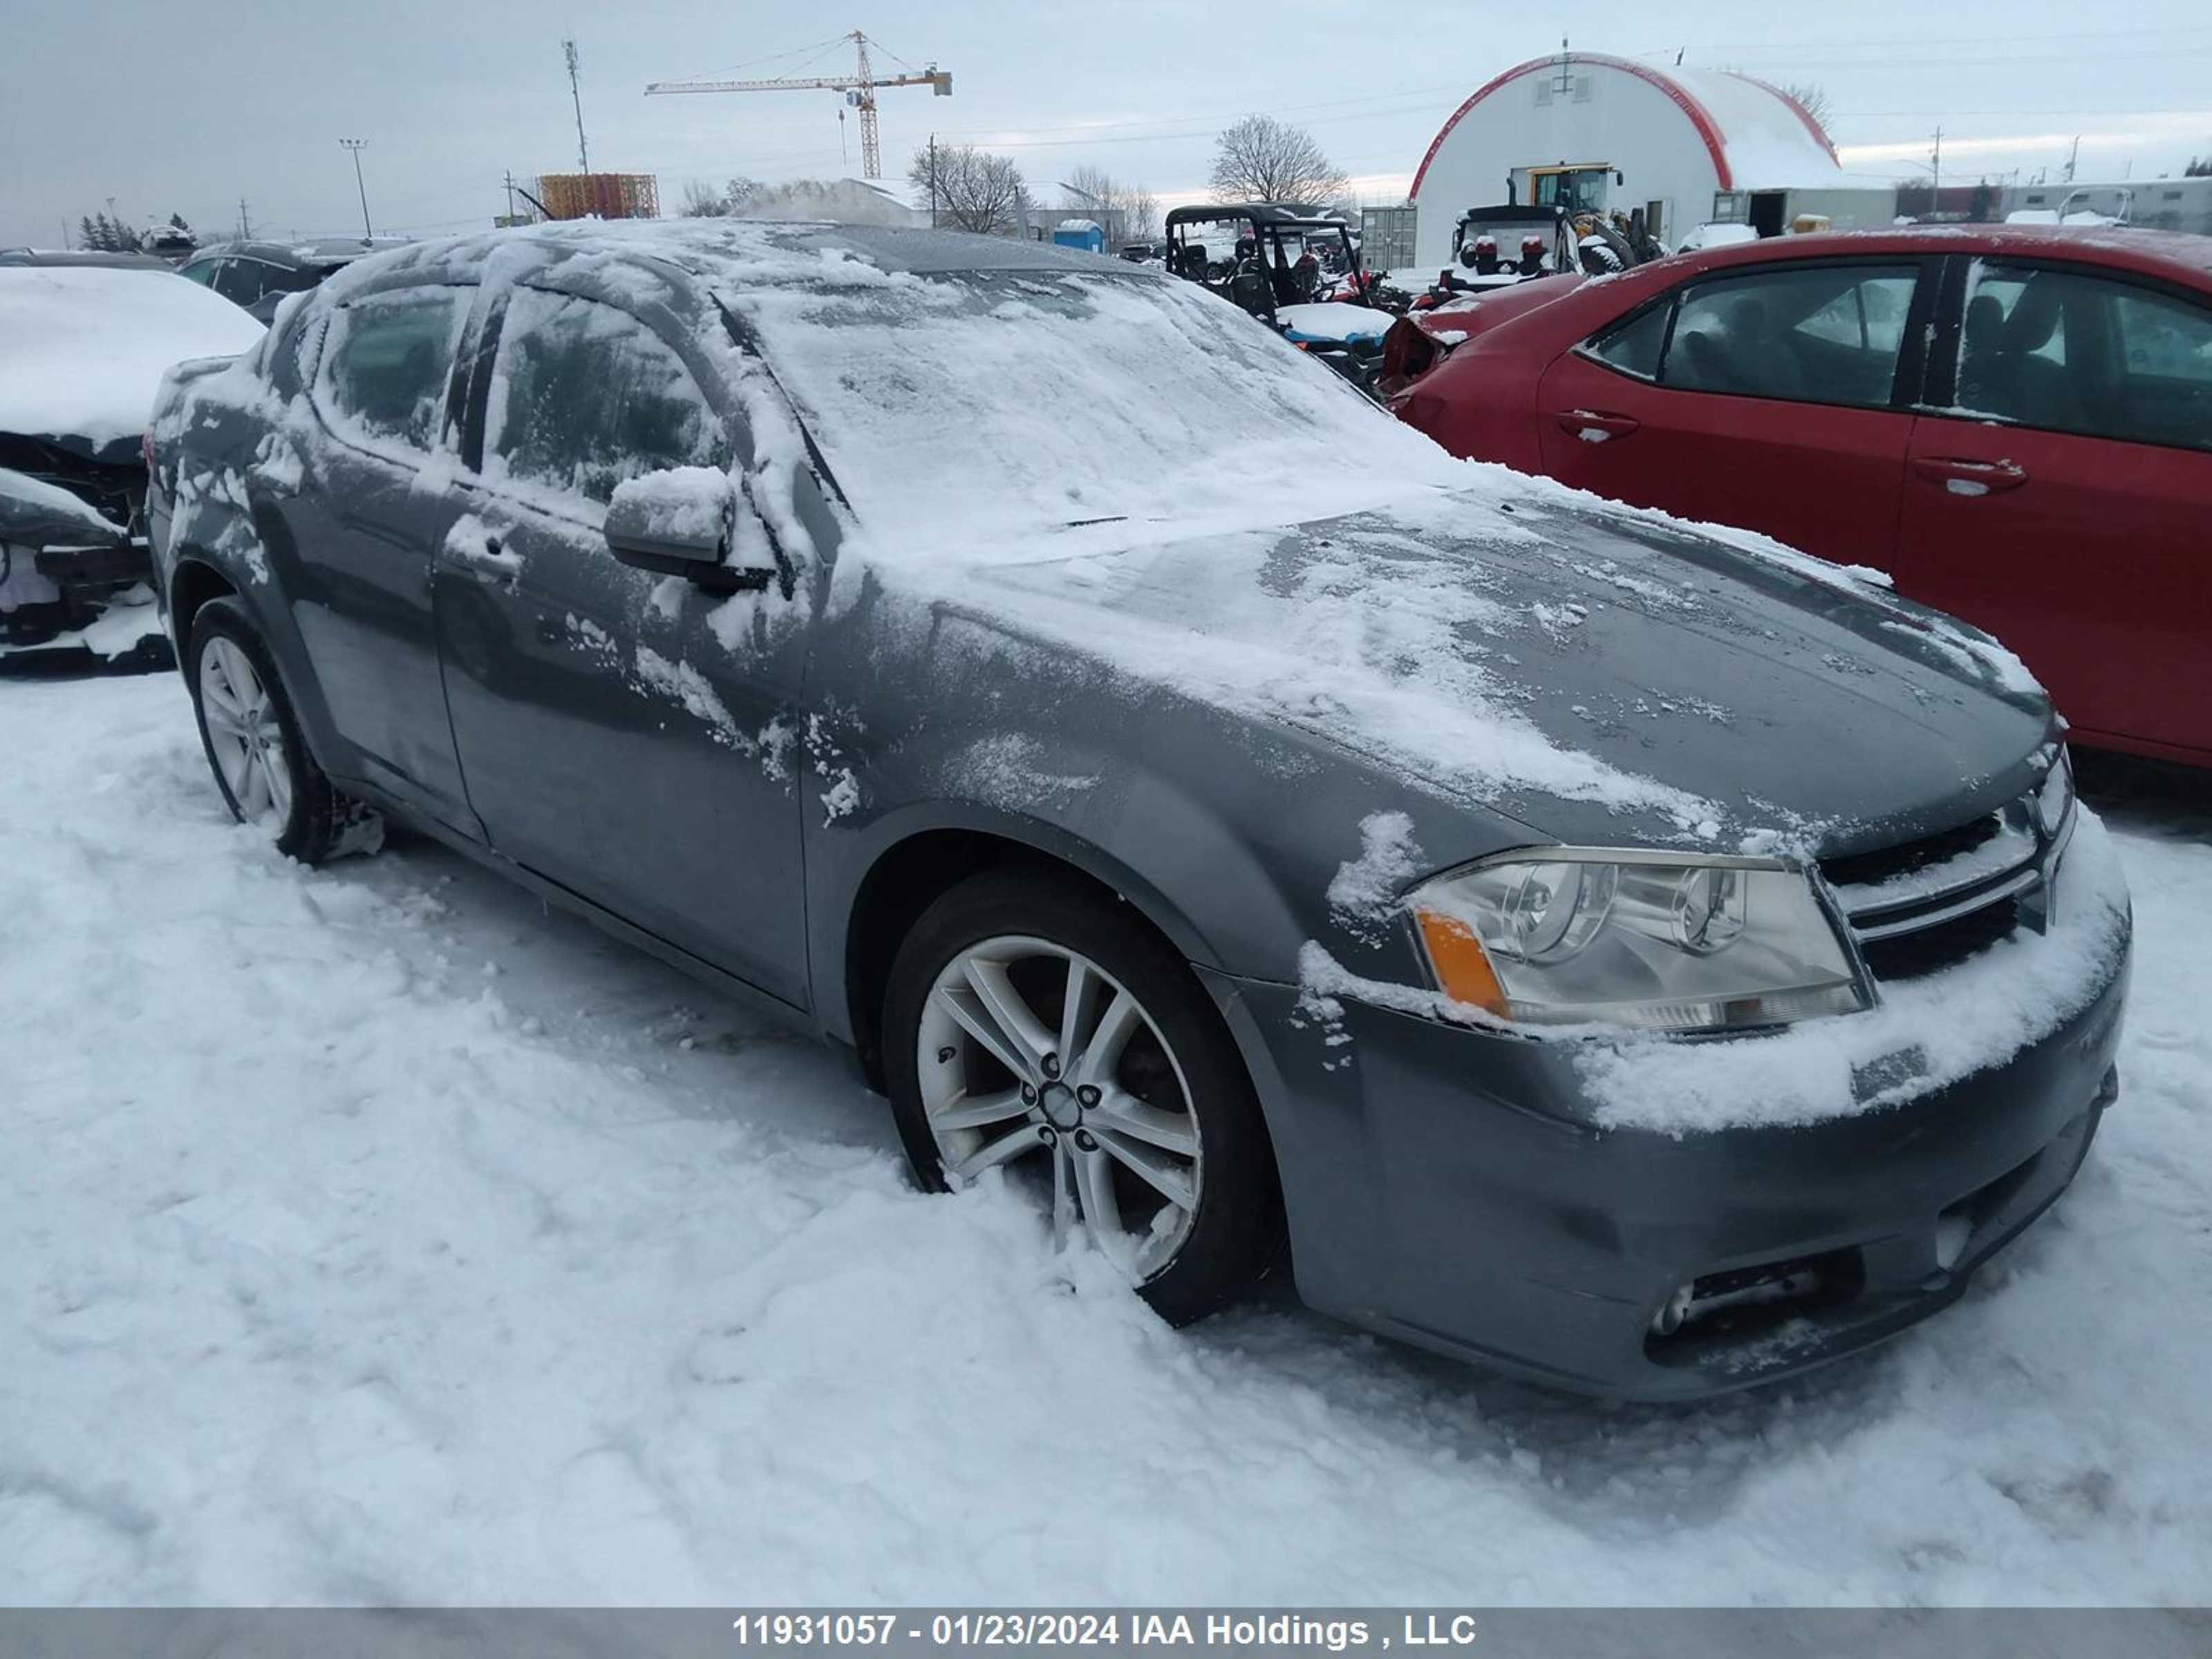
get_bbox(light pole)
[338,138,373,238]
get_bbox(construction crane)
[645,30,950,180]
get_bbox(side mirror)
[604,467,778,594]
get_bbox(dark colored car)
[146,223,2128,1400]
[180,238,375,326]
[1383,224,2212,769]
[1,260,263,666]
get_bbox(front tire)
[187,598,376,864]
[884,870,1284,1326]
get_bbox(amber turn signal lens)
[1414,908,1509,1018]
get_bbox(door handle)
[1555,409,1641,439]
[446,521,521,581]
[1913,457,2028,495]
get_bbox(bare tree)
[1061,163,1161,242]
[1779,82,1837,144]
[680,179,728,218]
[679,176,767,218]
[1208,115,1348,209]
[909,144,1027,235]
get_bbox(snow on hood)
[699,245,2052,849]
[0,267,264,459]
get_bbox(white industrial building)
[1407,50,1893,269]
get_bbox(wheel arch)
[835,810,1220,1094]
[167,553,239,654]
[166,549,348,786]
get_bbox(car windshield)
[727,267,1452,548]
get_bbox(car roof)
[1671,222,2212,285]
[189,237,375,270]
[332,218,1169,292]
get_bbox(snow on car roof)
[361,218,1147,285]
[0,265,265,453]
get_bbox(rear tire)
[187,598,378,865]
[883,870,1284,1327]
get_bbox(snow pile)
[1326,811,1426,944]
[0,267,263,453]
[729,178,927,229]
[1275,301,1396,346]
[3,677,2211,1604]
[607,466,731,547]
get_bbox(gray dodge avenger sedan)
[147,222,2130,1399]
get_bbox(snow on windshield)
[729,268,1464,547]
[0,267,265,450]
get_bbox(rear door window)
[214,260,265,307]
[1586,301,1669,379]
[1658,263,1919,408]
[314,285,470,452]
[1958,261,2212,452]
[480,289,725,509]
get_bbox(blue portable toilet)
[1051,218,1105,254]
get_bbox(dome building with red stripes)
[1407,51,1893,268]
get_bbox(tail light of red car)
[1378,318,1440,397]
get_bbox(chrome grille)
[1819,752,2074,985]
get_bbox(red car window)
[1656,265,1918,409]
[1960,261,2212,453]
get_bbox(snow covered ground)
[4,673,2209,1607]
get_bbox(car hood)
[0,266,265,467]
[935,484,2051,859]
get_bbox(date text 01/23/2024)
[727,1613,1485,1649]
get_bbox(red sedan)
[1385,225,2212,767]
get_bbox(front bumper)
[0,538,169,670]
[1203,931,2130,1401]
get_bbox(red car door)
[1894,257,2212,764]
[1534,259,1931,570]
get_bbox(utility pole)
[339,138,372,238]
[2065,135,2081,184]
[1931,126,1942,207]
[928,134,938,229]
[61,218,72,249]
[503,170,518,223]
[563,38,590,172]
[237,198,252,239]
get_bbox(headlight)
[1408,850,1869,1033]
[2032,745,2075,841]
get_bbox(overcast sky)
[6,0,2211,246]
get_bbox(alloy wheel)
[917,935,1204,1281]
[198,635,294,830]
